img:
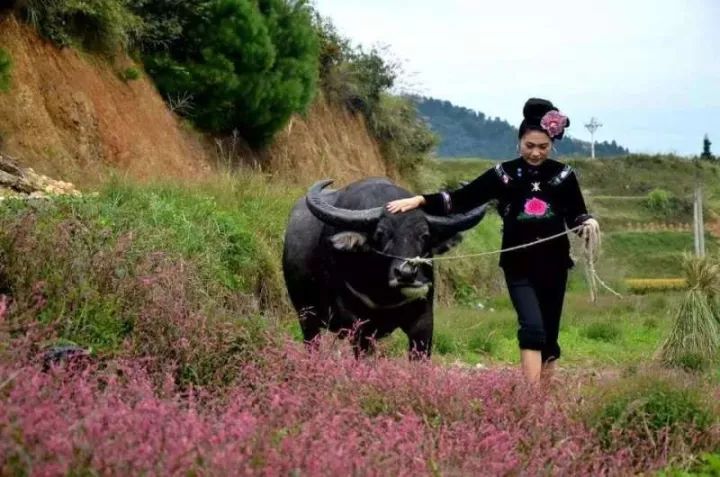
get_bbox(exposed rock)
[0,152,81,199]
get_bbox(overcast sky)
[313,0,719,156]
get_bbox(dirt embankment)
[0,16,210,184]
[0,15,392,188]
[259,95,394,186]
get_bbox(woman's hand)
[386,196,425,214]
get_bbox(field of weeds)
[2,337,719,476]
[1,168,720,475]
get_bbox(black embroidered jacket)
[422,158,592,273]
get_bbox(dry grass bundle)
[657,255,720,370]
[625,278,687,294]
[683,255,720,294]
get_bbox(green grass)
[3,156,719,382]
[581,321,622,342]
[589,196,656,230]
[434,155,720,213]
[604,231,719,277]
[429,158,495,189]
[434,212,505,303]
[660,453,720,476]
[370,156,720,363]
[570,155,720,202]
[378,288,678,367]
[0,173,299,384]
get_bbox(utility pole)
[584,117,603,159]
[693,158,705,257]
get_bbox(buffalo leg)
[299,305,324,347]
[403,315,433,359]
[350,323,377,358]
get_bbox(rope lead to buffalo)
[399,225,622,302]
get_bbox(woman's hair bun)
[523,98,557,120]
[518,97,570,141]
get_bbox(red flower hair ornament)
[540,110,568,139]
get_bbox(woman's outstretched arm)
[387,167,500,216]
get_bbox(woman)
[386,98,599,384]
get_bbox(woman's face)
[519,130,552,165]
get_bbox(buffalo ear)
[330,232,369,252]
[431,233,463,255]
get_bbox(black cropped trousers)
[504,266,568,363]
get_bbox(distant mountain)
[411,96,629,159]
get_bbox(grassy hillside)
[2,155,715,370]
[0,173,299,387]
[1,162,719,476]
[0,170,504,383]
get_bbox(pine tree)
[701,134,714,161]
[141,0,319,146]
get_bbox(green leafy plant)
[22,0,143,54]
[120,66,141,81]
[467,330,497,355]
[582,321,622,343]
[585,374,716,457]
[433,331,458,355]
[644,188,691,220]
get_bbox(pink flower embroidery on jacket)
[524,197,548,216]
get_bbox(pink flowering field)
[0,182,719,476]
[3,334,719,476]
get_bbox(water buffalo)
[282,178,487,358]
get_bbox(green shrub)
[313,16,437,180]
[687,453,720,476]
[585,375,716,454]
[674,353,710,372]
[314,14,392,115]
[644,188,692,220]
[0,48,11,92]
[433,331,457,355]
[369,94,438,179]
[127,1,211,50]
[582,321,622,342]
[120,66,141,81]
[141,0,319,146]
[467,331,497,355]
[22,0,143,54]
[646,188,672,211]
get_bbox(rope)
[374,223,622,303]
[580,220,622,302]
